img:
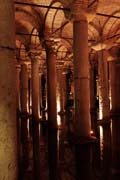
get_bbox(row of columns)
[1,0,120,180]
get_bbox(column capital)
[42,39,58,54]
[28,50,42,61]
[64,0,98,22]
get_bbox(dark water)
[19,119,120,180]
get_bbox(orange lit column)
[89,59,98,136]
[20,63,29,168]
[65,2,98,178]
[56,67,65,127]
[31,54,40,120]
[73,17,91,137]
[45,41,58,180]
[0,1,18,179]
[98,49,110,120]
[16,64,21,166]
[31,53,41,180]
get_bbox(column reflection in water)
[99,125,104,161]
[99,123,111,179]
[57,97,61,127]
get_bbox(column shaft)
[20,63,29,168]
[0,0,18,179]
[31,57,41,180]
[46,49,57,128]
[46,47,58,180]
[31,58,40,119]
[98,50,110,119]
[73,19,91,137]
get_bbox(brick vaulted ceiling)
[15,0,120,65]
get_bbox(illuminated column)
[16,64,21,113]
[45,41,57,129]
[63,0,98,178]
[31,53,40,120]
[45,40,58,180]
[98,49,110,120]
[20,63,29,168]
[56,67,67,127]
[20,63,28,114]
[16,64,21,165]
[0,1,18,179]
[30,52,41,180]
[89,59,98,136]
[73,15,91,137]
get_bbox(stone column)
[41,74,47,120]
[30,53,41,180]
[16,64,21,113]
[89,59,98,136]
[20,63,29,169]
[0,1,18,179]
[63,1,98,178]
[45,40,58,180]
[109,51,120,174]
[31,54,40,120]
[16,64,21,167]
[73,15,91,137]
[98,49,110,120]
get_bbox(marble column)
[16,64,21,167]
[45,41,58,180]
[0,0,18,179]
[31,55,40,120]
[98,50,110,120]
[31,53,41,180]
[20,63,29,168]
[89,59,98,136]
[73,17,91,137]
[56,67,66,127]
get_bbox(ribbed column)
[73,18,91,137]
[0,1,18,179]
[45,41,58,180]
[31,53,41,180]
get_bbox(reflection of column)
[30,53,41,180]
[45,41,58,180]
[0,2,18,178]
[20,63,29,168]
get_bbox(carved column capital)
[43,39,58,54]
[64,0,98,22]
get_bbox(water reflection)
[99,125,104,161]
